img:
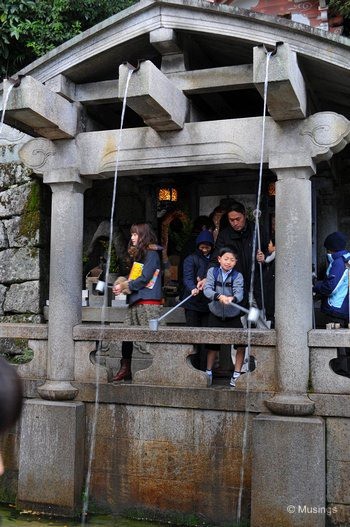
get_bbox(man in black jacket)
[210,201,266,305]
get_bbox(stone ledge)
[21,379,272,412]
[309,329,350,347]
[309,394,350,418]
[0,323,48,339]
[72,382,273,412]
[73,324,276,346]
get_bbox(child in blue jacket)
[204,247,245,387]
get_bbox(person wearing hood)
[182,229,214,370]
[314,231,350,326]
[314,231,350,378]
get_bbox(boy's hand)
[219,295,233,305]
[191,288,199,296]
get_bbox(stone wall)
[0,126,48,323]
[2,390,350,526]
[85,401,253,524]
[0,125,50,356]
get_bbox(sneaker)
[240,347,257,374]
[206,370,213,386]
[229,375,236,387]
[249,355,257,372]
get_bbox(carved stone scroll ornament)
[300,112,350,163]
[19,137,56,174]
[0,125,25,144]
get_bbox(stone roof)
[2,0,350,137]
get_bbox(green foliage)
[1,0,137,78]
[7,347,34,364]
[328,0,350,17]
[169,218,193,253]
[100,240,120,273]
[18,180,41,240]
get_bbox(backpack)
[212,267,239,292]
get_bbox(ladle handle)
[230,301,249,315]
[157,293,193,322]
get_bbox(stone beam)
[149,28,185,74]
[18,112,350,178]
[149,28,182,55]
[4,76,78,139]
[45,74,76,102]
[73,111,350,177]
[45,65,253,106]
[168,64,254,94]
[118,60,188,131]
[46,76,119,105]
[253,42,307,121]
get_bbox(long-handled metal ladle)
[149,293,193,330]
[149,296,263,331]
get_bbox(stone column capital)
[43,169,92,192]
[269,156,316,180]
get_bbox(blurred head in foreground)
[0,357,23,475]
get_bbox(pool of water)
[0,505,168,527]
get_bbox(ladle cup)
[149,293,193,331]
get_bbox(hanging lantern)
[158,187,178,202]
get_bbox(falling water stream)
[81,67,134,526]
[236,49,273,525]
[0,79,16,136]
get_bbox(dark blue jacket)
[182,230,214,312]
[314,250,350,320]
[128,249,162,305]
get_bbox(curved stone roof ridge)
[0,0,347,91]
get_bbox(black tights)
[121,341,133,360]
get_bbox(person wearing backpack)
[313,231,350,377]
[182,230,214,370]
[314,231,350,326]
[204,247,245,387]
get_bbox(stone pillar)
[18,399,85,516]
[251,414,326,527]
[38,169,90,400]
[267,160,315,416]
[315,177,338,271]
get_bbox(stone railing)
[3,323,350,396]
[309,329,350,395]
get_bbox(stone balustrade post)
[37,169,91,401]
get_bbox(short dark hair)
[218,247,238,259]
[226,202,246,216]
[0,357,23,434]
